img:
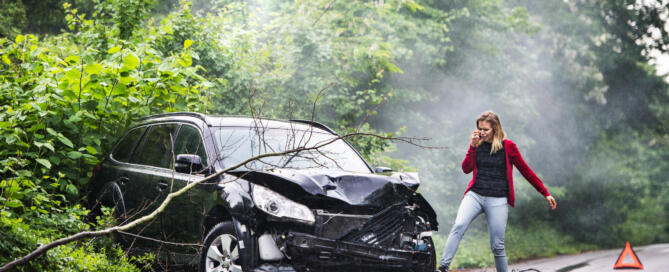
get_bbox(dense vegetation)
[1,0,667,270]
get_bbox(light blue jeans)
[439,191,508,272]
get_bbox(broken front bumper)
[285,232,433,270]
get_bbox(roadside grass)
[432,222,596,269]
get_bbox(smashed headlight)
[252,185,315,225]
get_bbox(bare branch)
[312,0,334,26]
[117,231,202,248]
[356,95,389,134]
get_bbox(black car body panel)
[218,176,256,222]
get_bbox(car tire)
[88,182,127,222]
[199,221,244,272]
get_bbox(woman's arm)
[462,144,477,174]
[462,130,481,173]
[508,141,550,197]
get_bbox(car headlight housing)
[252,185,315,225]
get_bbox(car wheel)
[88,182,126,222]
[199,222,243,272]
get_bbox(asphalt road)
[461,243,669,272]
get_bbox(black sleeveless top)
[471,141,508,197]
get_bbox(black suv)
[88,112,438,272]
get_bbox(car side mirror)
[374,166,393,173]
[175,154,203,174]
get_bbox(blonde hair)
[476,110,506,154]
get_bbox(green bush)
[0,2,208,269]
[0,190,153,271]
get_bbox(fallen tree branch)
[116,231,202,248]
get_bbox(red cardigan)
[462,139,550,207]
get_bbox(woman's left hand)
[546,195,557,210]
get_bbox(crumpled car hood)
[228,168,438,229]
[231,168,422,207]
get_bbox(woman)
[437,111,557,272]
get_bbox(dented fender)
[218,175,256,223]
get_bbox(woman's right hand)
[470,130,481,148]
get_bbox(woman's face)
[477,121,494,143]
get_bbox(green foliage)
[555,129,669,247]
[2,0,163,37]
[21,0,68,35]
[505,222,595,261]
[432,232,494,269]
[0,204,151,271]
[110,0,153,40]
[0,1,208,268]
[0,0,27,39]
[0,30,207,198]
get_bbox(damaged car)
[87,112,439,272]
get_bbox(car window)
[133,124,179,168]
[213,127,371,173]
[174,125,208,167]
[112,127,145,162]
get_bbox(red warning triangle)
[613,241,643,269]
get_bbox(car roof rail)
[289,119,338,135]
[137,112,209,124]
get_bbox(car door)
[96,126,147,219]
[157,123,211,258]
[123,123,180,248]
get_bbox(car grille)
[341,205,406,247]
[315,204,410,248]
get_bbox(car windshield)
[212,126,371,173]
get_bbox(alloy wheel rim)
[205,234,242,272]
